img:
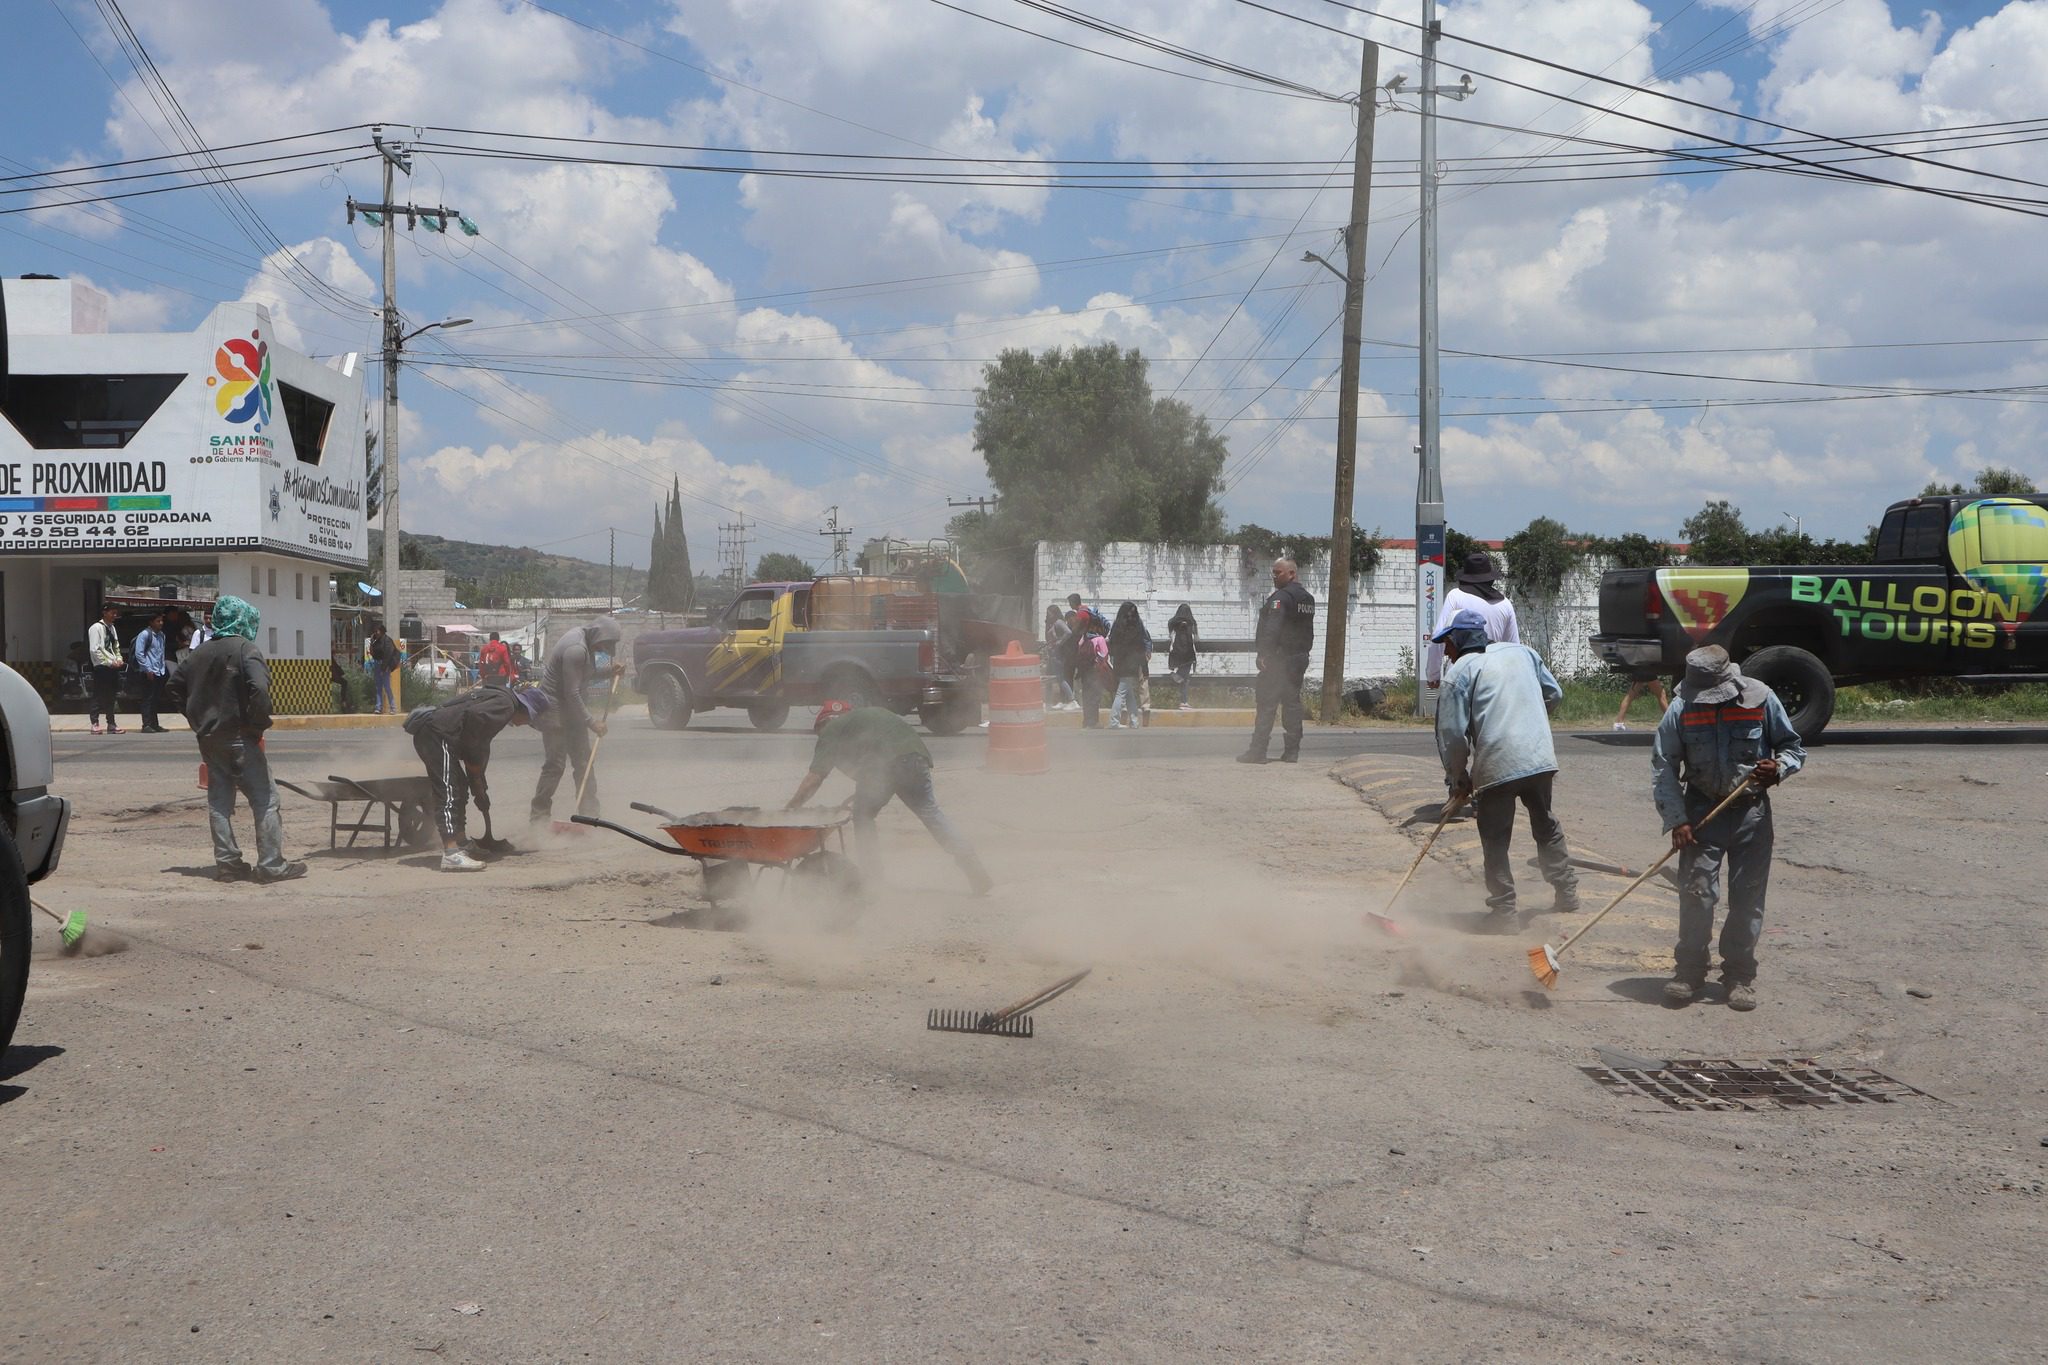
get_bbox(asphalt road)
[8,716,2045,1362]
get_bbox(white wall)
[221,552,329,660]
[1034,541,1608,681]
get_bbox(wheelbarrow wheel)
[398,802,433,848]
[788,850,862,910]
[700,859,755,905]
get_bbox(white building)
[1,278,367,712]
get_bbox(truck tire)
[748,702,791,732]
[645,670,694,731]
[0,823,33,1057]
[1741,645,1835,739]
[821,668,879,713]
[920,695,979,736]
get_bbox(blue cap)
[1431,608,1490,643]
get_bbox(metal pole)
[609,527,616,609]
[1318,40,1379,725]
[1414,0,1447,716]
[378,151,402,643]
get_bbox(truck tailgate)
[1599,569,1657,635]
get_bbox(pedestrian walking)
[1433,608,1579,931]
[406,684,552,872]
[86,604,125,734]
[1426,551,1521,689]
[479,631,515,689]
[368,624,400,714]
[1071,609,1106,729]
[1167,603,1199,710]
[1106,602,1149,729]
[1612,676,1670,732]
[161,595,305,884]
[529,616,624,825]
[1651,645,1805,1011]
[1237,558,1315,764]
[786,700,992,895]
[1042,606,1077,709]
[135,610,170,732]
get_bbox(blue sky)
[5,0,2045,569]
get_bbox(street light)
[381,315,473,650]
[1782,511,1802,538]
[1300,250,1346,284]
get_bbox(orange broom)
[1529,776,1758,989]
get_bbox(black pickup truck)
[1591,494,2048,737]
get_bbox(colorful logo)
[1656,567,1751,642]
[207,329,272,430]
[1949,498,2048,634]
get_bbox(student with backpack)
[1167,603,1199,710]
[1106,602,1148,729]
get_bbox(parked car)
[632,579,981,734]
[1,662,72,1054]
[1591,493,2048,737]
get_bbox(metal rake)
[926,968,1091,1040]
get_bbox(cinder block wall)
[1033,542,1609,682]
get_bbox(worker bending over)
[410,685,552,872]
[787,701,993,896]
[1434,608,1580,931]
[1651,646,1805,1012]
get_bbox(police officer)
[1237,557,1316,764]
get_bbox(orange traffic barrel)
[986,641,1047,774]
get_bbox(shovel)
[472,794,515,856]
[1366,793,1464,935]
[553,671,622,835]
[1530,776,1760,989]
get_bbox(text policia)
[1791,575,2015,648]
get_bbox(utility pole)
[947,494,997,515]
[1313,40,1379,725]
[818,506,852,573]
[1413,4,1475,715]
[718,520,753,588]
[347,127,475,646]
[609,527,616,610]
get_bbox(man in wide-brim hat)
[1426,551,1521,689]
[1649,645,1807,1011]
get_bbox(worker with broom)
[407,685,552,872]
[529,616,625,828]
[1433,608,1580,931]
[786,700,994,896]
[1652,645,1805,1011]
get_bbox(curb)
[1044,708,1256,728]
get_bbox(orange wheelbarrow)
[572,802,860,906]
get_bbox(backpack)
[402,704,438,736]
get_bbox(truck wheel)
[1741,645,1835,739]
[920,696,980,736]
[822,669,878,713]
[0,823,33,1057]
[748,702,791,732]
[646,671,694,731]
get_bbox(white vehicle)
[0,663,72,1053]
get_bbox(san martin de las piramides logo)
[209,329,273,429]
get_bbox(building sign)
[0,306,366,564]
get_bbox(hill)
[367,530,649,605]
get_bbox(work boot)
[213,860,253,884]
[1279,749,1300,764]
[1725,981,1758,1012]
[1235,750,1269,765]
[965,864,995,898]
[253,861,308,885]
[1482,909,1520,935]
[1663,974,1705,1005]
[1550,888,1583,914]
[440,849,487,873]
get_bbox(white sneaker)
[440,849,486,873]
[1612,722,1628,732]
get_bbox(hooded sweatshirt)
[162,596,271,742]
[542,619,621,734]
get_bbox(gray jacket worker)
[162,594,304,884]
[1237,557,1317,764]
[530,617,625,824]
[1650,645,1805,1012]
[411,685,551,873]
[1433,609,1579,929]
[786,701,992,896]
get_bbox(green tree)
[753,552,816,581]
[1680,499,1752,565]
[646,508,668,604]
[1922,466,2036,497]
[1501,517,1582,657]
[647,478,697,613]
[1444,527,1479,575]
[1595,532,1672,569]
[969,344,1228,553]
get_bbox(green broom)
[32,895,88,954]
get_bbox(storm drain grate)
[1581,1057,1939,1112]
